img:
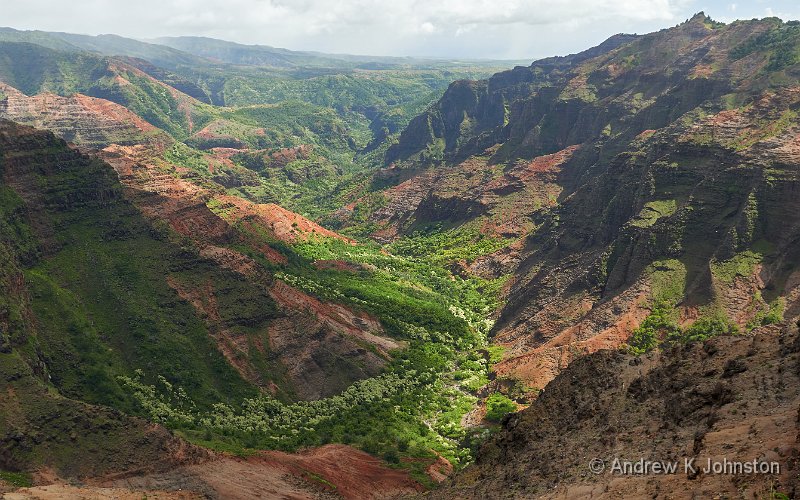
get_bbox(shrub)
[487,345,505,364]
[383,450,401,464]
[362,438,381,455]
[747,297,786,331]
[485,393,516,422]
[627,303,680,355]
[761,298,785,326]
[0,471,32,488]
[681,316,738,343]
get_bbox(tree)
[485,393,516,422]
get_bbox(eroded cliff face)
[0,120,213,480]
[386,14,783,168]
[0,82,171,149]
[0,120,262,405]
[98,143,395,402]
[492,83,800,393]
[384,33,639,165]
[431,321,800,499]
[4,12,800,496]
[0,22,407,404]
[0,118,394,413]
[351,13,800,395]
[0,51,403,402]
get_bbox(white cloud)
[154,0,686,57]
[3,0,794,59]
[419,22,438,34]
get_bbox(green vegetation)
[747,297,786,330]
[89,70,212,139]
[122,370,475,466]
[630,199,677,228]
[8,16,800,487]
[627,307,740,354]
[222,101,361,151]
[627,303,680,355]
[388,225,511,267]
[633,256,747,354]
[26,204,267,410]
[0,42,103,96]
[648,259,687,305]
[289,237,506,331]
[0,35,512,228]
[678,315,739,343]
[0,470,32,488]
[558,80,598,103]
[0,123,515,473]
[711,250,763,284]
[742,193,759,242]
[0,347,192,478]
[730,21,800,71]
[485,393,517,422]
[718,108,800,151]
[115,233,507,470]
[487,345,506,365]
[761,298,785,325]
[0,29,525,254]
[0,134,269,414]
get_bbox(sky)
[2,0,799,60]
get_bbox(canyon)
[1,12,800,499]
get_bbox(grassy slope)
[0,42,107,96]
[0,122,270,412]
[0,125,207,479]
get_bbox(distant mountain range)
[0,26,529,71]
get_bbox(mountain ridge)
[340,12,800,399]
[3,11,800,498]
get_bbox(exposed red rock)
[214,194,353,243]
[0,82,170,150]
[10,445,422,500]
[98,444,423,499]
[0,78,393,405]
[267,279,401,400]
[165,275,274,390]
[268,144,313,168]
[98,144,388,400]
[425,453,455,484]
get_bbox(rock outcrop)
[0,82,171,149]
[431,321,800,498]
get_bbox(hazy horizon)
[3,1,800,60]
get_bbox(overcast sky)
[3,0,799,60]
